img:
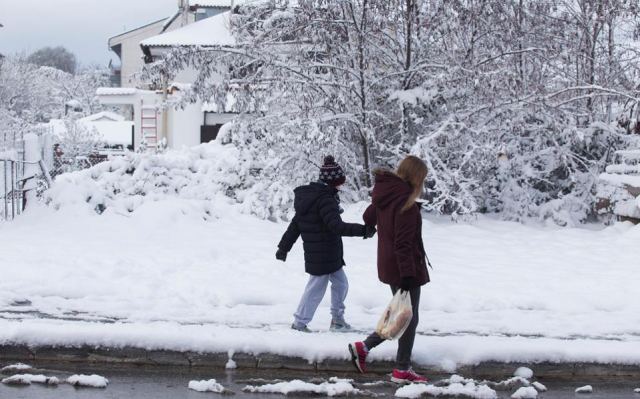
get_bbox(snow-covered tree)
[145,0,640,224]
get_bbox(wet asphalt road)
[1,362,639,398]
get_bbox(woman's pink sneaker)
[391,368,428,384]
[348,342,368,373]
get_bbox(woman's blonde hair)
[396,155,428,212]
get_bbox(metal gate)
[1,157,52,222]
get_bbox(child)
[276,155,376,332]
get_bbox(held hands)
[275,249,287,262]
[363,225,377,239]
[399,276,415,291]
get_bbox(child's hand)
[275,249,287,262]
[364,225,377,239]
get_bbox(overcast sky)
[0,0,178,66]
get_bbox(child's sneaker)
[390,368,428,384]
[291,323,312,333]
[348,342,368,373]
[330,318,352,332]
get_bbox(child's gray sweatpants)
[293,267,348,327]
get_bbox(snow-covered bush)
[45,139,298,220]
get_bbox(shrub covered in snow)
[45,140,295,220]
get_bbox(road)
[1,362,639,398]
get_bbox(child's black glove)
[275,249,287,262]
[399,276,414,291]
[363,225,377,239]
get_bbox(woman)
[348,155,430,384]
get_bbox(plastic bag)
[375,290,413,340]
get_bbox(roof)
[109,18,167,45]
[141,11,235,48]
[79,111,126,123]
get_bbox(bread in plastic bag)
[375,290,413,340]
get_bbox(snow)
[575,385,593,393]
[511,387,537,399]
[531,382,547,392]
[0,363,32,373]
[1,145,640,368]
[600,172,640,187]
[189,0,252,7]
[1,374,59,386]
[395,381,497,399]
[141,11,235,48]
[226,349,237,369]
[95,87,138,96]
[616,150,640,160]
[0,150,17,161]
[513,367,533,379]
[188,379,225,393]
[243,378,359,396]
[634,387,640,393]
[66,374,109,388]
[79,111,125,123]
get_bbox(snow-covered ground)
[1,157,640,370]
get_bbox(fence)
[1,136,53,222]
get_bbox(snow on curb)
[1,374,59,386]
[66,374,109,388]
[243,377,360,396]
[575,385,593,393]
[188,379,226,393]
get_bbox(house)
[97,1,243,151]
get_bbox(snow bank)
[66,374,109,388]
[1,374,59,386]
[511,386,537,399]
[243,377,359,396]
[188,379,225,393]
[395,381,497,399]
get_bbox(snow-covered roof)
[141,11,235,48]
[79,111,126,123]
[96,88,138,96]
[82,121,134,146]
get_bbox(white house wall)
[111,21,166,88]
[167,101,203,148]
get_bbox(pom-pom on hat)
[319,155,346,187]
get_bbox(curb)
[2,345,640,379]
